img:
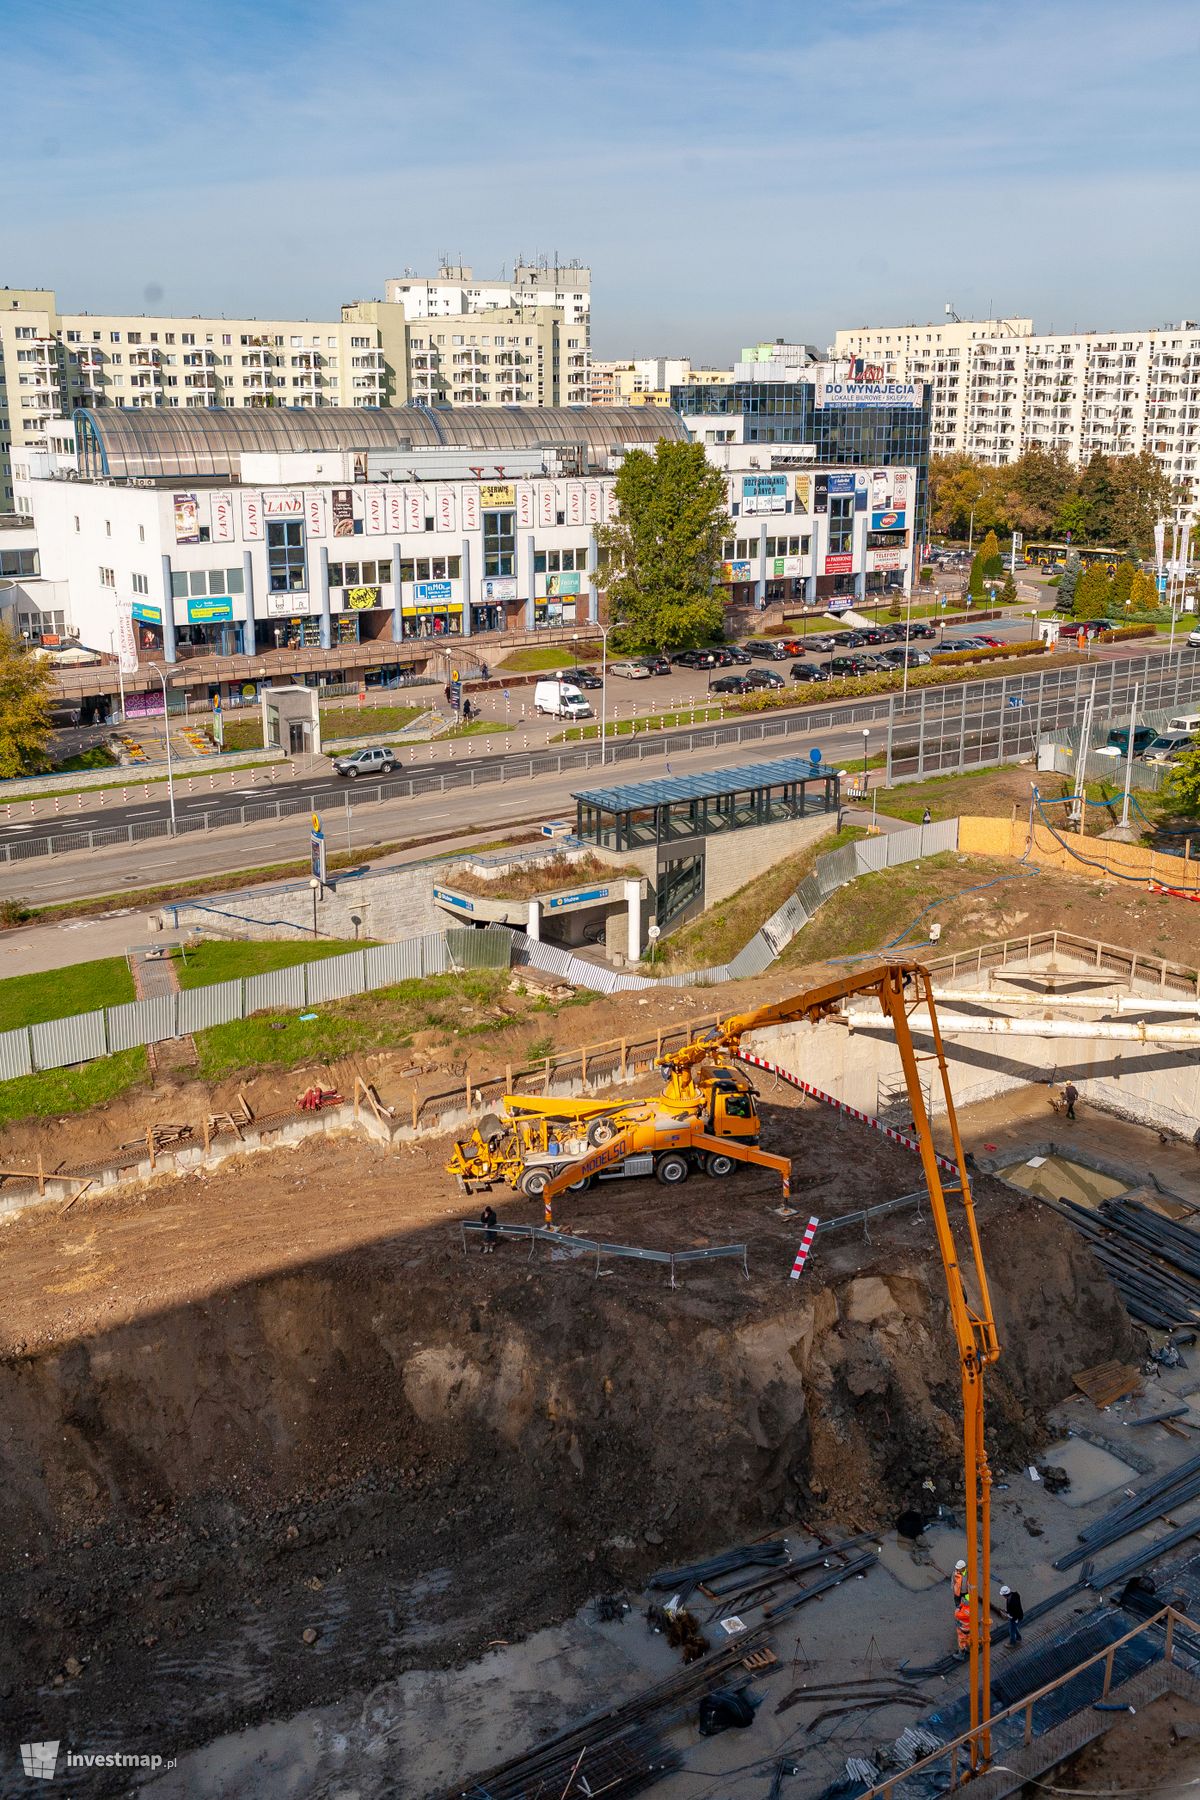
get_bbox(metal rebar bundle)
[1043,1194,1200,1329]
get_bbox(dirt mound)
[0,1100,1135,1781]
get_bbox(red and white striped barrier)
[735,1050,957,1174]
[1149,881,1200,904]
[790,1216,820,1279]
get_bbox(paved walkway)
[130,947,197,1074]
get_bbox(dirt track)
[0,1079,1135,1786]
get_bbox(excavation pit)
[997,1152,1130,1208]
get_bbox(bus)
[1023,542,1138,572]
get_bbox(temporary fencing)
[458,1220,748,1286]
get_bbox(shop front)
[720,558,756,607]
[131,600,164,656]
[817,551,857,598]
[762,553,807,603]
[174,595,245,657]
[473,575,517,635]
[257,595,322,651]
[334,585,393,644]
[866,537,909,594]
[534,570,588,628]
[401,579,463,639]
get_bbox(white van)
[1166,714,1200,736]
[534,679,593,721]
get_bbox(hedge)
[1106,623,1157,642]
[931,639,1047,666]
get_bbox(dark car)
[859,626,894,645]
[710,672,753,694]
[1107,725,1158,757]
[638,653,671,675]
[726,645,753,664]
[791,661,830,683]
[744,667,786,689]
[708,647,735,666]
[829,655,872,677]
[748,640,791,661]
[672,648,718,668]
[560,666,602,689]
[907,622,937,639]
[841,631,870,648]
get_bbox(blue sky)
[5,0,1199,361]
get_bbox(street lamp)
[148,663,177,835]
[862,727,870,794]
[967,501,979,559]
[599,622,611,766]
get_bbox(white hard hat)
[955,1559,967,1570]
[1000,1585,1011,1596]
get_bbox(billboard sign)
[480,576,518,603]
[413,580,453,604]
[721,560,752,582]
[871,509,908,531]
[794,475,812,512]
[545,572,581,597]
[741,474,788,515]
[824,552,854,575]
[332,488,354,537]
[173,493,200,543]
[131,601,162,625]
[263,491,304,517]
[815,382,922,409]
[826,473,856,495]
[187,596,233,623]
[868,546,906,571]
[479,483,515,508]
[345,586,380,610]
[770,556,803,578]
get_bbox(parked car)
[1142,732,1193,764]
[829,655,873,677]
[638,653,672,675]
[975,634,1004,647]
[906,622,937,639]
[672,648,719,668]
[708,647,736,666]
[1188,627,1200,648]
[534,680,593,720]
[333,745,396,779]
[710,673,753,695]
[803,634,841,654]
[1107,724,1158,757]
[744,667,786,689]
[747,639,791,660]
[725,645,753,664]
[791,661,831,683]
[859,626,894,645]
[560,666,602,689]
[609,659,652,679]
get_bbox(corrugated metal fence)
[0,926,513,1081]
[509,818,962,995]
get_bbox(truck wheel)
[567,1172,593,1192]
[705,1152,735,1178]
[587,1118,617,1146]
[655,1152,690,1186]
[521,1167,549,1197]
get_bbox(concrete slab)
[1041,1435,1140,1508]
[876,1531,947,1592]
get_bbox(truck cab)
[707,1074,760,1141]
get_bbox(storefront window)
[828,496,854,555]
[267,520,307,592]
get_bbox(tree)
[967,552,985,597]
[1057,552,1082,610]
[1072,562,1112,620]
[0,628,54,777]
[1000,570,1017,604]
[1109,559,1136,608]
[1130,567,1159,611]
[978,529,1004,579]
[595,441,729,652]
[1008,447,1076,536]
[1107,451,1180,554]
[1165,744,1200,818]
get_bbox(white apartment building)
[588,358,734,405]
[834,315,1200,507]
[385,261,590,403]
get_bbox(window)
[132,572,149,594]
[267,519,307,592]
[483,509,515,578]
[0,548,39,578]
[99,566,115,587]
[139,525,145,541]
[105,519,111,537]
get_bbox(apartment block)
[834,315,1200,508]
[403,305,573,408]
[385,260,590,403]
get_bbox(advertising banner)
[413,580,453,604]
[826,473,856,495]
[404,486,424,532]
[815,382,922,409]
[461,486,480,533]
[794,475,812,513]
[436,486,456,534]
[824,552,854,575]
[332,489,354,538]
[173,493,200,544]
[345,585,380,610]
[566,483,584,526]
[306,492,325,540]
[545,571,581,597]
[871,509,908,531]
[584,482,602,524]
[872,469,890,509]
[241,492,263,540]
[741,474,788,515]
[721,560,752,582]
[385,485,403,535]
[892,470,911,512]
[514,483,532,530]
[479,483,515,508]
[770,556,803,578]
[263,491,304,517]
[855,472,869,512]
[868,546,906,571]
[481,576,518,603]
[538,483,556,528]
[187,596,233,623]
[116,602,140,673]
[364,486,386,535]
[211,492,235,542]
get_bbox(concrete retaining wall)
[166,861,447,942]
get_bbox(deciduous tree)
[1165,743,1200,817]
[596,442,729,652]
[0,628,54,777]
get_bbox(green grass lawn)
[0,1049,149,1130]
[498,645,599,673]
[0,955,135,1031]
[51,745,119,775]
[319,703,424,739]
[556,705,727,741]
[442,718,514,739]
[171,937,376,988]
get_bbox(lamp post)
[599,623,610,766]
[862,727,870,796]
[967,501,978,559]
[108,630,126,726]
[148,663,176,835]
[1119,682,1140,833]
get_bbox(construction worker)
[952,1559,968,1605]
[480,1203,498,1253]
[1063,1080,1079,1122]
[1001,1584,1024,1646]
[955,1598,971,1658]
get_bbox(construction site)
[10,773,1200,1797]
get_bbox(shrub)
[919,565,934,586]
[1106,623,1157,642]
[931,640,1047,666]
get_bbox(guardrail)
[458,1220,749,1285]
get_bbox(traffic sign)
[310,813,326,885]
[808,747,822,766]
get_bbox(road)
[6,632,1196,906]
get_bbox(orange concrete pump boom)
[656,961,1001,1768]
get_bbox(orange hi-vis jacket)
[952,1568,968,1604]
[955,1600,971,1649]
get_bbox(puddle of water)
[999,1153,1128,1209]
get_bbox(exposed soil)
[1053,1693,1200,1796]
[0,1077,1136,1787]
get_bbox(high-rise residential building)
[401,304,571,408]
[833,315,1200,508]
[384,260,590,403]
[588,357,734,405]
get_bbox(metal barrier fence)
[0,925,512,1081]
[10,646,1195,865]
[459,1220,749,1285]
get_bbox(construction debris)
[120,1124,192,1153]
[646,1541,790,1604]
[1054,1451,1200,1570]
[1073,1360,1144,1409]
[296,1086,343,1112]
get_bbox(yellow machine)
[448,962,1000,1771]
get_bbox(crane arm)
[659,965,904,1075]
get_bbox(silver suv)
[333,745,397,779]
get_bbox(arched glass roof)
[73,404,689,481]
